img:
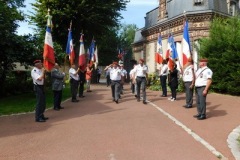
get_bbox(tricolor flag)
[66,30,75,65]
[78,34,86,69]
[155,34,163,64]
[94,45,98,68]
[43,26,55,71]
[89,39,95,67]
[182,20,191,66]
[166,34,178,70]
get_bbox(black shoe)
[42,117,49,120]
[59,106,64,109]
[186,105,192,108]
[72,99,79,102]
[137,99,140,102]
[79,95,85,98]
[115,99,118,104]
[134,95,137,98]
[197,115,206,120]
[193,114,201,118]
[161,95,167,97]
[183,105,187,108]
[143,101,147,104]
[36,118,46,122]
[54,108,60,111]
[119,95,121,99]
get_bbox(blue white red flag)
[43,26,55,71]
[78,34,86,68]
[66,30,75,65]
[182,20,191,66]
[156,34,163,64]
[89,39,95,67]
[166,34,178,70]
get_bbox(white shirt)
[159,64,168,76]
[195,66,213,87]
[110,67,123,81]
[31,67,44,85]
[69,68,79,81]
[129,69,136,80]
[133,64,148,77]
[183,65,194,82]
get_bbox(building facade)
[132,0,239,73]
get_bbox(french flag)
[155,34,163,64]
[43,27,55,71]
[89,39,95,67]
[66,30,75,65]
[182,20,191,66]
[166,34,178,70]
[78,34,86,69]
[94,45,98,68]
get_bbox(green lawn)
[0,85,71,116]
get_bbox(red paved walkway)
[0,84,239,160]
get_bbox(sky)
[17,0,159,35]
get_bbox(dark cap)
[199,58,208,62]
[33,60,42,64]
[139,58,144,62]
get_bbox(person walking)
[119,64,127,95]
[158,59,168,97]
[168,63,179,102]
[86,64,93,92]
[69,64,80,102]
[194,59,213,120]
[104,62,123,104]
[182,59,195,108]
[105,66,111,87]
[78,66,86,98]
[133,59,148,104]
[96,67,102,83]
[31,60,48,122]
[129,64,136,95]
[51,63,65,111]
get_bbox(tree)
[199,16,240,95]
[0,0,40,96]
[30,0,129,53]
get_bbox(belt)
[195,86,206,88]
[111,80,120,82]
[137,76,146,78]
[184,81,192,83]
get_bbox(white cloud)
[128,0,158,6]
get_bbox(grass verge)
[0,85,71,116]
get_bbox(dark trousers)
[97,74,101,83]
[195,87,207,116]
[136,77,146,101]
[79,81,85,96]
[131,82,135,94]
[34,85,46,120]
[70,79,79,100]
[160,75,167,96]
[170,85,177,99]
[184,82,193,106]
[111,80,120,100]
[53,90,62,109]
[106,75,111,86]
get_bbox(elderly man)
[51,63,65,111]
[194,59,213,120]
[31,60,47,122]
[133,59,148,104]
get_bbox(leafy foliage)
[199,16,240,95]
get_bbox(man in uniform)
[194,58,213,120]
[31,60,48,122]
[158,59,168,97]
[69,64,80,102]
[182,58,195,108]
[51,63,65,111]
[133,59,148,104]
[104,62,124,104]
[78,66,86,98]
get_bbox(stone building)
[132,0,239,73]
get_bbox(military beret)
[33,60,42,64]
[112,62,118,65]
[199,58,208,62]
[139,58,144,62]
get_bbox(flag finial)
[46,8,52,28]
